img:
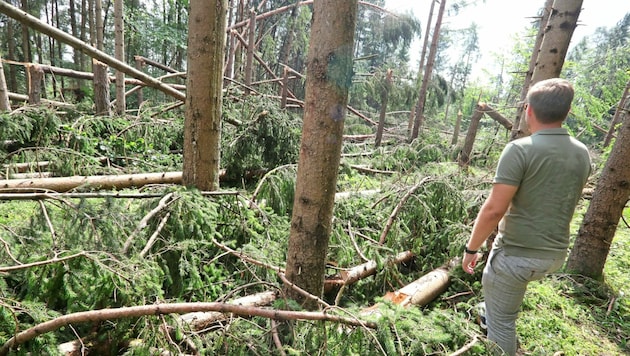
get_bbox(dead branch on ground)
[0,301,377,355]
[378,177,433,244]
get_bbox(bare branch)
[449,335,480,356]
[122,192,176,254]
[0,301,377,355]
[139,212,171,258]
[0,252,86,273]
[378,177,433,244]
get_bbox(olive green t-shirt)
[493,128,591,259]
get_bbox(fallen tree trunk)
[0,172,183,193]
[3,59,187,89]
[0,299,377,355]
[0,2,185,101]
[324,251,415,292]
[384,265,451,307]
[179,291,278,330]
[8,92,74,108]
[362,258,460,318]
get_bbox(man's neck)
[530,122,562,134]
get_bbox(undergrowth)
[0,106,628,355]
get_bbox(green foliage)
[0,107,61,147]
[221,95,302,182]
[251,164,297,216]
[371,137,451,173]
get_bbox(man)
[461,78,591,355]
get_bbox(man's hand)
[462,252,480,274]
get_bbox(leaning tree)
[566,87,630,278]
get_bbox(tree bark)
[603,81,630,147]
[26,63,44,104]
[95,0,104,50]
[482,103,513,130]
[510,0,552,141]
[244,9,256,94]
[114,0,126,115]
[0,172,182,193]
[374,69,393,147]
[182,0,228,191]
[20,0,32,63]
[410,0,446,141]
[0,53,10,111]
[515,0,582,137]
[6,15,18,92]
[457,103,484,166]
[283,0,358,310]
[0,1,186,101]
[566,90,630,279]
[451,110,462,145]
[93,59,111,115]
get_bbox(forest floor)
[511,205,630,355]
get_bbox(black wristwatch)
[464,246,478,254]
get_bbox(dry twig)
[378,177,432,245]
[0,251,86,273]
[449,335,480,356]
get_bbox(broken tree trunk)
[361,258,459,318]
[1,298,376,355]
[93,59,111,115]
[0,1,185,101]
[26,63,44,104]
[383,264,451,307]
[481,103,513,130]
[324,251,415,292]
[0,172,182,193]
[458,103,485,166]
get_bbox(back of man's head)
[526,78,574,124]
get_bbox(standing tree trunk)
[451,110,462,145]
[410,0,446,141]
[510,0,552,141]
[457,103,484,166]
[20,0,32,63]
[244,9,256,94]
[26,64,43,104]
[283,0,358,310]
[182,0,228,191]
[375,69,393,147]
[93,59,111,115]
[95,0,104,51]
[7,17,18,92]
[114,0,126,115]
[566,89,630,279]
[0,53,10,111]
[515,0,582,138]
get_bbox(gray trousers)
[482,247,565,355]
